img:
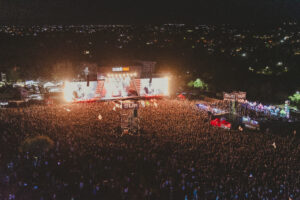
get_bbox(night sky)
[0,0,299,24]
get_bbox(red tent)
[210,118,220,126]
[177,94,186,100]
[210,118,231,129]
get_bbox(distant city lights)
[277,62,283,66]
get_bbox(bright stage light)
[165,77,170,95]
[63,81,74,102]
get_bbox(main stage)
[63,65,169,102]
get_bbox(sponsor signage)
[223,93,236,101]
[223,91,246,101]
[112,67,130,72]
[122,102,139,109]
[236,92,246,100]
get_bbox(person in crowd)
[0,99,298,200]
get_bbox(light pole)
[84,67,89,87]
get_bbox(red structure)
[210,118,231,129]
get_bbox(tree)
[188,78,208,90]
[289,91,300,108]
[188,80,194,87]
[193,78,202,88]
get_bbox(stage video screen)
[102,77,137,99]
[140,77,169,96]
[64,81,98,102]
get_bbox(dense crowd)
[0,100,299,200]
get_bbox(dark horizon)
[0,0,299,25]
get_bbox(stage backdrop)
[64,77,169,102]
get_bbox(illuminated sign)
[223,92,246,101]
[112,67,122,72]
[122,102,139,109]
[112,67,130,72]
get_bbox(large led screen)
[102,77,133,99]
[63,81,98,102]
[140,77,169,96]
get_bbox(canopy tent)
[210,118,231,129]
[44,82,56,88]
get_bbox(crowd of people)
[0,99,299,200]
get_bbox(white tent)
[44,82,55,88]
